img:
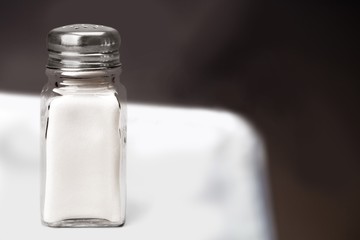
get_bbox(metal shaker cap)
[47,24,121,70]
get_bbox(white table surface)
[0,92,275,240]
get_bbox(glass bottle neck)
[46,68,121,95]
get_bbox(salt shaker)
[40,24,126,227]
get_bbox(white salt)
[43,93,122,223]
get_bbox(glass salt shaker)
[40,24,127,227]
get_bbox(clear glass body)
[40,67,126,227]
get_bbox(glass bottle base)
[42,218,125,228]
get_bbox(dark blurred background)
[0,0,359,239]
